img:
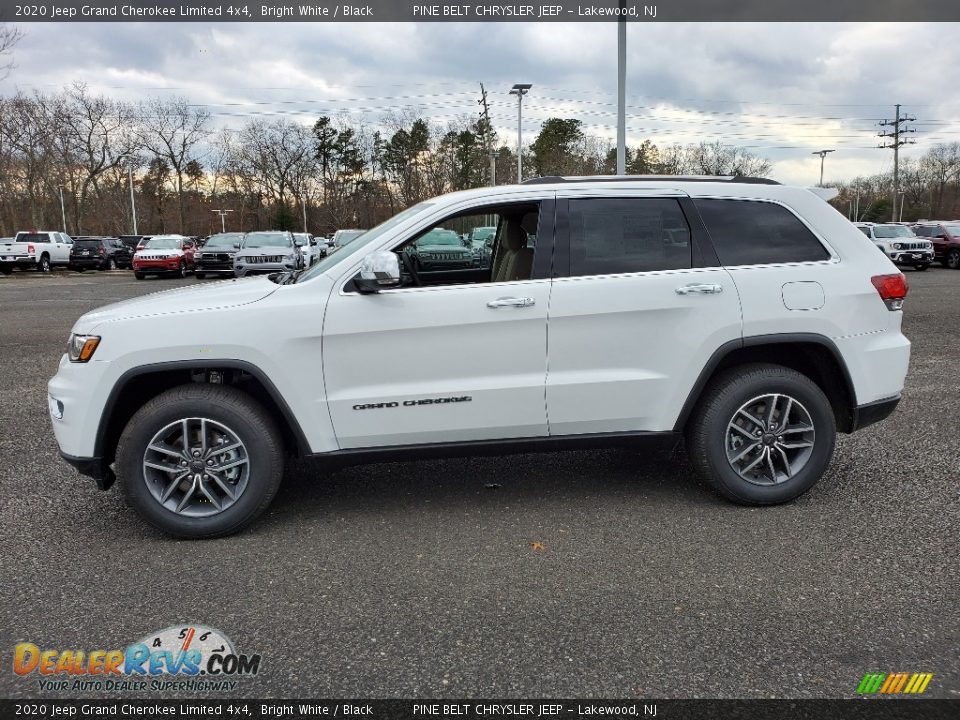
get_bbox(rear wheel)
[686,363,836,505]
[37,255,51,273]
[947,248,960,269]
[106,258,117,271]
[116,384,284,538]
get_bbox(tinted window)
[856,226,871,237]
[695,199,830,266]
[568,198,691,276]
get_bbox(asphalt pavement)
[0,267,957,700]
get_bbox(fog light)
[48,394,64,420]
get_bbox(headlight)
[67,334,100,363]
[284,253,295,262]
[893,243,903,250]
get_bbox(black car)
[194,232,245,278]
[69,237,132,271]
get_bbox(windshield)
[243,233,292,249]
[337,231,366,246]
[205,233,244,248]
[143,237,182,250]
[296,202,434,283]
[417,229,462,247]
[873,225,917,239]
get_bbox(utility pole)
[478,83,498,186]
[128,167,138,234]
[301,198,308,233]
[211,209,234,233]
[811,149,835,186]
[616,1,626,175]
[509,83,532,183]
[879,104,916,222]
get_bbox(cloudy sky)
[3,21,959,185]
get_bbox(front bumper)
[133,259,184,273]
[195,260,236,273]
[235,261,296,276]
[60,451,114,490]
[889,250,933,264]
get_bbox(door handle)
[487,296,535,308]
[675,283,723,295]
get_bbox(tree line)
[1,85,783,238]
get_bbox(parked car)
[853,223,933,270]
[468,226,497,269]
[0,230,73,273]
[69,237,132,271]
[132,235,196,279]
[911,221,960,269]
[48,177,912,538]
[293,233,319,268]
[331,229,367,252]
[234,231,300,277]
[194,233,245,279]
[404,228,476,271]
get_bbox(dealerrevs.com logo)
[13,624,262,692]
[857,672,934,695]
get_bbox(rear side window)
[695,199,830,266]
[568,198,691,276]
[857,226,871,238]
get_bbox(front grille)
[244,255,284,264]
[425,252,467,261]
[897,242,927,251]
[139,254,176,261]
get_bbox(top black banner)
[4,0,960,23]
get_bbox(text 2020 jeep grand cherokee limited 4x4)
[47,177,911,538]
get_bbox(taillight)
[27,243,35,254]
[871,273,908,311]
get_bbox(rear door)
[546,193,742,435]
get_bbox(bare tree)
[136,97,210,233]
[0,23,23,79]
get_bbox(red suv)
[913,222,960,269]
[132,234,197,279]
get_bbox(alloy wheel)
[725,393,815,485]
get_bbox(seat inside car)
[491,212,536,283]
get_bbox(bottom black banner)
[1,699,957,720]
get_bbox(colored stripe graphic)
[858,672,933,694]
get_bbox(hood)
[417,244,471,253]
[135,248,184,258]
[75,276,280,331]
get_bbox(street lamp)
[509,83,532,183]
[811,149,835,186]
[211,209,234,233]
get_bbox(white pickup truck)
[0,231,74,274]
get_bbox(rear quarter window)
[695,198,830,266]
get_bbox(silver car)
[234,231,301,277]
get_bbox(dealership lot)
[0,269,957,698]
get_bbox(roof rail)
[520,175,780,186]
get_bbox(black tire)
[686,363,836,505]
[947,249,960,270]
[176,260,187,278]
[0,266,12,275]
[106,258,117,271]
[116,384,284,538]
[134,271,145,280]
[37,254,51,273]
[914,264,929,272]
[76,266,86,273]
[194,272,206,279]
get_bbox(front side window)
[568,198,691,277]
[695,198,830,266]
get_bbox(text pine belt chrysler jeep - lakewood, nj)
[47,177,911,538]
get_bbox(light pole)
[58,186,67,234]
[811,149,835,186]
[509,83,532,183]
[898,191,906,222]
[616,2,626,175]
[211,209,234,233]
[128,167,138,234]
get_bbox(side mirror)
[233,242,241,249]
[356,250,400,293]
[295,239,304,247]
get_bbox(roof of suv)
[522,175,780,186]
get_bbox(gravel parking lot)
[0,268,957,699]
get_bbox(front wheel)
[686,363,836,505]
[914,264,929,272]
[176,260,187,278]
[134,271,145,280]
[194,272,206,279]
[116,384,285,538]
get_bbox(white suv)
[48,177,911,538]
[854,222,934,271]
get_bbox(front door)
[322,201,553,449]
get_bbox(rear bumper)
[849,395,900,432]
[70,257,106,269]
